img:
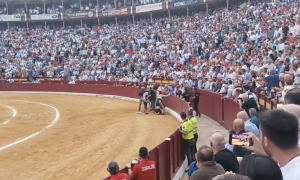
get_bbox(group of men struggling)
[137,86,202,117]
[137,86,170,115]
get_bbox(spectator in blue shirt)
[188,161,199,179]
[264,70,279,93]
[187,78,195,87]
[167,85,175,95]
[242,69,252,84]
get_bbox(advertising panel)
[0,14,21,21]
[136,3,163,13]
[66,11,95,19]
[172,0,201,7]
[31,14,59,20]
[102,8,128,16]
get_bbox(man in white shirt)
[293,60,300,85]
[278,39,286,51]
[244,110,300,180]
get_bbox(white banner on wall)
[31,14,59,20]
[136,2,163,13]
[0,14,21,21]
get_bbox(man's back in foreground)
[131,159,156,180]
[191,145,225,180]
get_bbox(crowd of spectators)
[105,87,300,180]
[46,4,63,14]
[0,7,7,15]
[28,5,44,15]
[0,0,298,102]
[137,0,163,5]
[65,2,97,13]
[100,0,115,10]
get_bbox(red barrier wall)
[0,83,275,180]
[0,83,188,180]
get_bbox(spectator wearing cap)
[107,160,130,180]
[190,145,225,180]
[243,110,300,180]
[232,119,251,158]
[125,147,156,180]
[237,111,260,138]
[209,133,239,173]
[239,154,283,180]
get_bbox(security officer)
[179,112,195,166]
[188,110,198,154]
[193,88,201,117]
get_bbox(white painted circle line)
[0,100,60,151]
[0,105,17,125]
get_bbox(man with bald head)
[107,160,130,180]
[237,111,260,138]
[190,145,225,180]
[232,119,252,157]
[278,104,300,148]
[210,133,239,173]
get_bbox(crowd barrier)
[0,83,277,180]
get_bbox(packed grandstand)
[1,0,300,180]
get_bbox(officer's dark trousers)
[194,101,201,116]
[194,133,198,154]
[183,138,196,166]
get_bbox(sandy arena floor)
[0,94,180,180]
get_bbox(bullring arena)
[0,93,180,180]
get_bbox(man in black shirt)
[284,58,290,73]
[182,88,191,104]
[210,133,239,173]
[240,93,259,117]
[193,88,201,117]
[150,88,157,111]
